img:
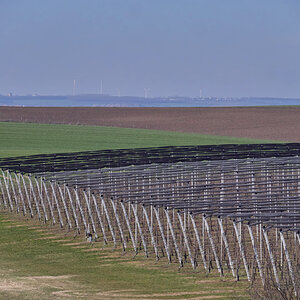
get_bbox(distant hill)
[0,94,300,107]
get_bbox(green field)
[0,212,249,299]
[0,121,277,158]
[0,121,275,299]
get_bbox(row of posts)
[0,168,299,295]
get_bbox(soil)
[1,106,300,142]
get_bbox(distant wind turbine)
[73,80,76,96]
[199,89,203,98]
[144,88,150,99]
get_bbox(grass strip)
[0,121,277,158]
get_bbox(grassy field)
[0,212,249,299]
[0,121,277,158]
[0,121,274,299]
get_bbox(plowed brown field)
[1,106,300,142]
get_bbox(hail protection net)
[1,143,300,288]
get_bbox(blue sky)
[1,0,300,98]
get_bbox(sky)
[1,0,300,98]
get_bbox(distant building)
[8,92,12,97]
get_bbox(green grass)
[0,121,277,158]
[0,212,249,299]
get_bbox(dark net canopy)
[0,143,300,174]
[1,143,300,232]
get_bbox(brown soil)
[1,106,300,141]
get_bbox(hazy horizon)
[2,93,300,100]
[1,0,300,98]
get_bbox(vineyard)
[1,143,300,296]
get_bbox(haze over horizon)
[1,0,300,99]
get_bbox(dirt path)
[1,106,299,142]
